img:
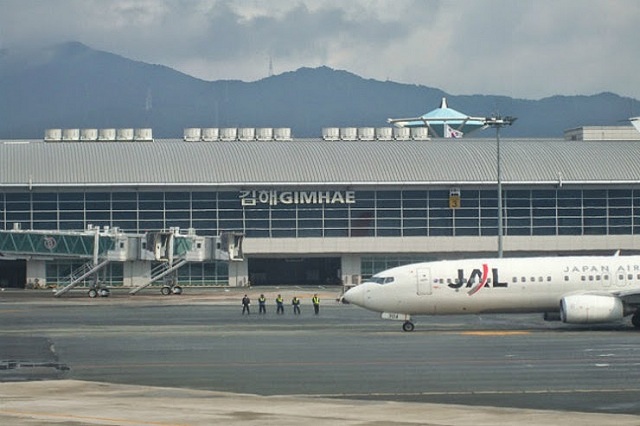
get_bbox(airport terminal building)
[1,126,640,289]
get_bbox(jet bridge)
[129,228,243,295]
[0,226,243,297]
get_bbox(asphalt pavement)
[2,287,640,425]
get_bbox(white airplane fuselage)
[343,255,640,330]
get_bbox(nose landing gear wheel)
[402,321,415,332]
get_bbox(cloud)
[0,0,639,100]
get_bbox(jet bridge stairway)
[129,258,189,295]
[53,259,112,297]
[129,230,244,296]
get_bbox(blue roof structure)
[388,98,487,138]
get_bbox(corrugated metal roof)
[1,138,640,188]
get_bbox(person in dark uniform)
[312,293,320,315]
[292,296,301,315]
[275,294,284,314]
[241,294,251,315]
[258,294,266,314]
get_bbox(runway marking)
[458,331,531,336]
[0,409,185,426]
[303,388,640,398]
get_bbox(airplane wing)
[563,289,640,306]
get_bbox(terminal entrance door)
[249,257,341,286]
[0,260,26,288]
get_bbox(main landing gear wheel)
[632,312,640,329]
[88,288,98,298]
[402,321,415,332]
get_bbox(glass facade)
[2,188,640,237]
[3,186,640,286]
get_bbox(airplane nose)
[343,284,365,306]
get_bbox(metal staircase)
[129,258,189,295]
[54,259,111,297]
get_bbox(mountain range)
[1,41,638,139]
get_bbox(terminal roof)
[1,138,639,188]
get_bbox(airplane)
[342,254,640,331]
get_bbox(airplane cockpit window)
[369,276,395,285]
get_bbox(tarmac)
[4,380,640,426]
[3,286,640,425]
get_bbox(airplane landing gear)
[632,312,640,329]
[402,321,415,332]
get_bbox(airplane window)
[619,274,624,280]
[521,277,526,282]
[547,276,551,282]
[564,276,569,281]
[604,274,609,280]
[512,277,517,283]
[530,277,535,282]
[588,276,593,281]
[596,275,601,281]
[628,274,633,280]
[370,276,395,285]
[581,276,586,281]
[538,277,543,282]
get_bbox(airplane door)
[614,271,628,288]
[417,268,432,295]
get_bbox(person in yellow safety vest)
[312,294,320,315]
[275,294,284,314]
[292,296,301,315]
[258,294,266,314]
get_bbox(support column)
[340,255,362,287]
[228,260,248,287]
[26,259,47,289]
[123,261,151,289]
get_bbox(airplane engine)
[560,294,624,324]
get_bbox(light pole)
[484,116,516,258]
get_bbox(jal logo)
[448,264,508,295]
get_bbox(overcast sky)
[1,0,639,100]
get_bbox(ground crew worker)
[312,293,320,315]
[292,296,301,315]
[258,294,266,314]
[275,294,284,314]
[241,294,251,315]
